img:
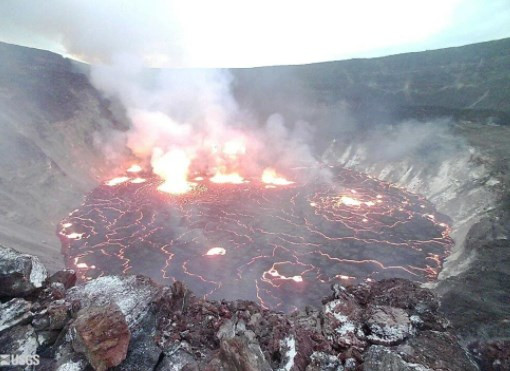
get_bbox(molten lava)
[152,148,195,194]
[127,164,142,173]
[105,177,129,186]
[59,165,452,312]
[210,170,245,184]
[206,247,226,256]
[339,196,363,207]
[261,168,294,186]
[222,139,246,157]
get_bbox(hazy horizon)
[1,1,509,68]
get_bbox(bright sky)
[0,0,509,67]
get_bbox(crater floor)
[59,166,452,312]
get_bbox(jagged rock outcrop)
[0,245,483,370]
[72,304,130,371]
[0,245,47,297]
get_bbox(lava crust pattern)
[59,166,452,312]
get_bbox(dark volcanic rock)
[398,331,478,371]
[437,212,510,340]
[217,332,272,371]
[305,351,343,371]
[364,278,438,312]
[0,248,488,370]
[363,345,419,371]
[155,344,198,370]
[114,308,161,371]
[0,297,32,333]
[72,303,131,371]
[364,305,412,345]
[0,245,47,297]
[47,269,77,289]
[469,339,510,371]
[32,300,71,331]
[66,275,160,328]
[0,324,38,357]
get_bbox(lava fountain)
[59,164,452,312]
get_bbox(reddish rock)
[72,303,130,371]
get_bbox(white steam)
[89,55,321,183]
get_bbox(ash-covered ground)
[60,166,451,312]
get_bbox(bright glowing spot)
[362,218,368,222]
[439,223,447,227]
[130,178,146,184]
[261,168,294,186]
[206,247,226,256]
[194,176,204,181]
[210,171,245,184]
[74,258,95,269]
[365,201,375,207]
[420,205,426,209]
[105,177,129,186]
[426,214,435,219]
[222,139,246,157]
[265,185,277,189]
[310,202,317,207]
[376,194,383,199]
[127,164,142,173]
[67,232,84,240]
[338,275,351,280]
[351,189,357,194]
[153,148,195,194]
[339,196,362,207]
[266,268,303,283]
[62,223,72,228]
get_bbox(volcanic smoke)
[64,48,454,312]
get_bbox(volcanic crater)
[59,165,452,312]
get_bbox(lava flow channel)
[59,166,452,312]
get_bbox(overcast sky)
[0,0,509,67]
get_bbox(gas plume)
[90,58,322,193]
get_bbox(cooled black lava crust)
[59,166,452,312]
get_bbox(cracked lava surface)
[59,166,452,312]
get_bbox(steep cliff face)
[322,122,508,275]
[0,42,128,271]
[233,38,510,124]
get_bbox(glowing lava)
[130,178,147,184]
[60,166,452,312]
[206,247,226,256]
[222,139,246,157]
[152,148,195,194]
[105,177,129,186]
[127,164,142,173]
[339,196,363,207]
[261,168,294,186]
[210,170,245,184]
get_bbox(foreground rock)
[0,246,479,370]
[72,304,130,371]
[0,244,47,297]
